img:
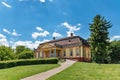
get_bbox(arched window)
[70,48,73,56]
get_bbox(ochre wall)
[34,44,91,61]
[61,46,90,59]
[83,46,90,58]
[66,48,69,57]
[62,46,84,58]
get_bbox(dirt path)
[21,60,76,80]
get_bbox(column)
[54,49,56,57]
[49,50,52,57]
[42,51,45,58]
[40,51,42,58]
[38,51,40,58]
[81,46,83,57]
[41,50,43,58]
[36,52,38,58]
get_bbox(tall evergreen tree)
[89,15,112,63]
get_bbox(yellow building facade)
[34,34,91,62]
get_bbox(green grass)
[48,62,120,80]
[0,64,59,80]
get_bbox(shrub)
[0,61,17,69]
[0,58,58,69]
[45,58,58,64]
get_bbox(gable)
[40,43,56,49]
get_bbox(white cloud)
[18,0,52,3]
[67,31,75,36]
[13,39,49,49]
[3,28,11,34]
[1,39,8,46]
[0,33,49,49]
[77,23,81,26]
[32,31,50,39]
[52,32,62,38]
[0,38,9,46]
[9,40,14,44]
[62,22,80,31]
[39,0,46,3]
[0,33,9,46]
[2,1,12,8]
[36,26,43,31]
[110,35,120,41]
[13,41,33,49]
[49,0,53,2]
[0,33,6,39]
[3,29,21,36]
[0,32,50,49]
[33,39,49,48]
[32,27,50,39]
[12,29,21,36]
[61,22,81,36]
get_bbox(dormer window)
[69,40,71,42]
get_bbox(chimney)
[70,33,73,37]
[53,37,55,40]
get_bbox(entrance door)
[57,50,61,58]
[45,51,49,58]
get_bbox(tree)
[0,46,14,61]
[15,46,33,59]
[16,46,26,54]
[89,15,112,63]
[18,49,33,59]
[109,40,120,63]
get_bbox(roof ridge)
[47,36,79,43]
[39,36,88,45]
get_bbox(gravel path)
[21,60,76,80]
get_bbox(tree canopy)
[0,46,14,61]
[0,45,33,61]
[16,46,26,54]
[109,40,120,63]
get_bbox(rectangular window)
[83,48,86,57]
[76,48,79,57]
[57,51,60,57]
[87,50,90,58]
[63,50,66,56]
[38,52,40,58]
[36,52,38,58]
[70,48,73,56]
[51,50,54,57]
[40,52,43,57]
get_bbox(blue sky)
[0,0,120,49]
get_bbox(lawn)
[0,64,59,80]
[48,62,120,80]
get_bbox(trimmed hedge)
[0,58,58,69]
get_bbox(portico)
[35,43,62,58]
